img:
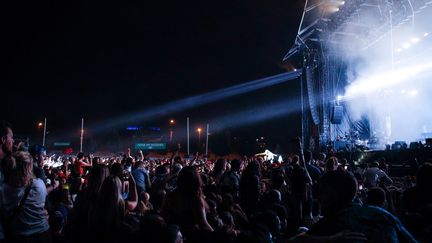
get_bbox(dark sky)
[1,0,304,146]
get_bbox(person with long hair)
[87,175,128,241]
[69,164,110,242]
[239,160,262,216]
[212,158,227,186]
[162,166,213,241]
[0,151,50,242]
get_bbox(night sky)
[1,0,305,151]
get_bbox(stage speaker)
[331,105,344,124]
[409,142,419,149]
[392,141,407,150]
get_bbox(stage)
[284,0,432,153]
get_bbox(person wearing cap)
[29,145,48,184]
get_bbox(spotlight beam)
[345,62,432,98]
[158,98,302,142]
[211,98,300,132]
[91,69,302,132]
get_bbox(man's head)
[367,187,386,207]
[77,152,85,160]
[135,160,145,169]
[0,120,14,159]
[317,170,358,217]
[29,145,47,167]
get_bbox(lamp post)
[197,128,202,150]
[169,119,175,149]
[38,118,47,146]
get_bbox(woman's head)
[98,175,124,209]
[89,175,125,235]
[1,151,34,187]
[176,166,203,196]
[213,158,227,175]
[87,164,110,196]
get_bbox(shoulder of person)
[32,178,48,191]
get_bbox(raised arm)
[79,158,92,167]
[127,147,132,158]
[126,171,138,211]
[139,149,144,162]
[196,198,214,232]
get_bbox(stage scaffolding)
[286,0,432,151]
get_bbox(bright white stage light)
[340,1,345,5]
[326,5,340,13]
[411,37,420,43]
[337,95,344,102]
[402,43,411,49]
[396,48,402,52]
[424,33,429,37]
[409,90,418,96]
[401,89,407,94]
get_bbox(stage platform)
[334,147,432,177]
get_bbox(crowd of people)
[0,120,431,243]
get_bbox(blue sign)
[135,143,166,150]
[126,126,141,131]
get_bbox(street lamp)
[197,128,202,149]
[38,118,47,146]
[169,119,175,148]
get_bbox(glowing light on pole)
[42,118,47,146]
[169,119,175,147]
[197,128,202,150]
